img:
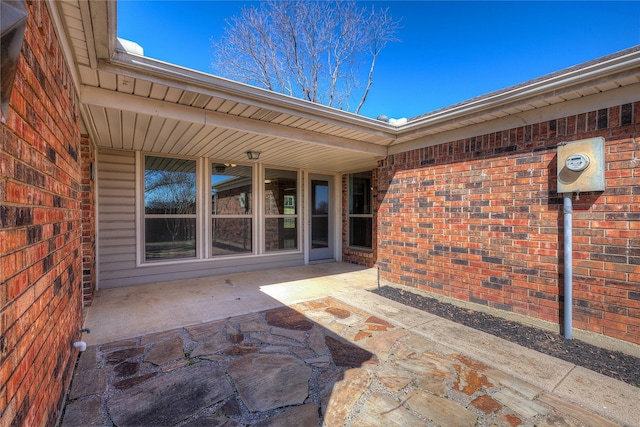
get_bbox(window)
[140,157,304,262]
[144,156,197,260]
[349,171,372,249]
[211,163,253,256]
[264,168,298,251]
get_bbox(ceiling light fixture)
[246,150,261,160]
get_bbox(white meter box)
[557,137,605,193]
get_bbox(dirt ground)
[373,286,640,388]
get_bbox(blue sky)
[118,1,640,120]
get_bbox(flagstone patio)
[61,271,638,427]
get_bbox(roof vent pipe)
[116,37,145,56]
[389,117,408,126]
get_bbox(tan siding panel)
[98,171,135,182]
[100,254,136,264]
[99,244,136,256]
[98,150,138,288]
[101,237,136,247]
[100,187,135,197]
[99,254,304,288]
[98,205,136,215]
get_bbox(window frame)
[138,153,201,264]
[136,155,304,266]
[263,167,301,253]
[348,171,373,250]
[209,160,255,258]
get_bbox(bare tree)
[211,1,400,114]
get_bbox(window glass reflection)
[212,218,252,255]
[144,156,197,260]
[212,164,253,215]
[211,163,253,257]
[265,169,298,252]
[349,171,373,249]
[265,218,298,251]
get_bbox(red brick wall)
[1,2,84,426]
[377,103,640,346]
[80,135,96,306]
[342,171,377,267]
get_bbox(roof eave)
[106,49,399,141]
[394,46,640,143]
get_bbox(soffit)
[52,1,640,172]
[76,58,396,172]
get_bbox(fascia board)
[45,0,81,93]
[89,0,116,60]
[77,0,98,69]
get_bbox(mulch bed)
[372,286,640,388]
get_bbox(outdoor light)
[246,150,261,160]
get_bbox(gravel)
[372,285,640,388]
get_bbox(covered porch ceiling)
[52,0,399,173]
[78,51,397,172]
[51,0,640,174]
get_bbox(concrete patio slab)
[334,289,576,390]
[332,287,640,427]
[83,263,377,345]
[553,365,640,425]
